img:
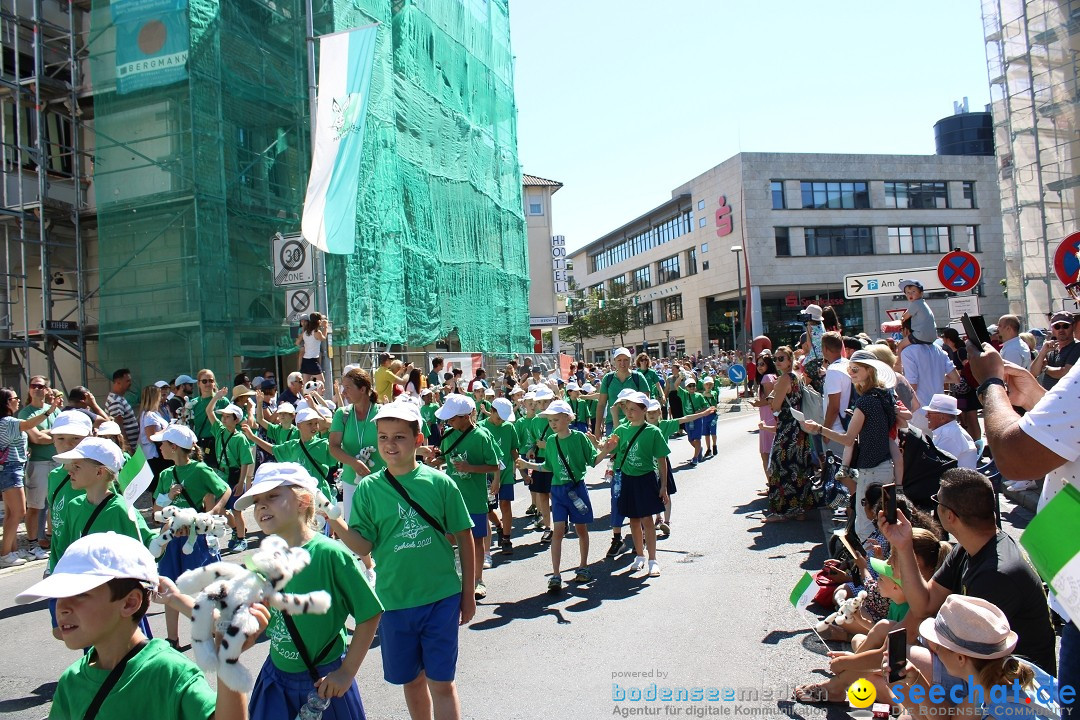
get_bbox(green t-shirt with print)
[350,464,471,611]
[419,402,439,430]
[542,430,597,486]
[153,462,229,511]
[598,370,649,422]
[639,368,663,399]
[479,417,519,486]
[17,405,59,461]
[329,403,383,485]
[702,388,719,407]
[49,638,216,720]
[48,466,80,538]
[189,395,228,439]
[567,397,593,423]
[266,422,300,445]
[49,493,154,571]
[514,414,536,453]
[210,421,254,471]
[677,387,707,414]
[271,436,335,500]
[612,422,670,476]
[439,424,500,514]
[266,533,382,674]
[654,418,681,439]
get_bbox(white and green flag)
[118,447,155,505]
[789,571,816,608]
[301,24,378,255]
[1021,484,1080,621]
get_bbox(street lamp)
[730,246,744,354]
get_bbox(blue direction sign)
[728,364,746,384]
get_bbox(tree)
[596,278,637,346]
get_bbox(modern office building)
[982,0,1080,324]
[569,152,1007,361]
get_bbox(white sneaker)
[630,555,646,572]
[0,552,27,568]
[648,560,661,577]
[26,545,47,561]
[483,552,492,570]
[15,548,31,560]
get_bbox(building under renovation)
[0,0,529,392]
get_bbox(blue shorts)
[530,470,552,494]
[379,593,461,685]
[686,420,703,441]
[0,462,24,492]
[497,481,514,501]
[249,655,364,720]
[157,532,221,581]
[551,482,594,525]
[469,513,488,539]
[571,421,589,434]
[706,414,717,435]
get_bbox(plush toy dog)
[312,492,342,532]
[149,506,232,557]
[176,535,331,693]
[815,590,867,634]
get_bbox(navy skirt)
[617,470,665,519]
[157,533,221,581]
[249,655,365,720]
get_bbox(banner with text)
[112,0,189,94]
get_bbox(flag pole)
[799,609,831,649]
[304,0,333,381]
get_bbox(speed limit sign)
[272,233,315,286]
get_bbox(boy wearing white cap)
[526,388,557,540]
[207,389,255,553]
[17,532,259,720]
[242,407,336,503]
[428,394,500,599]
[334,402,475,720]
[43,410,94,569]
[255,391,299,445]
[480,398,519,555]
[517,400,619,590]
[566,383,592,433]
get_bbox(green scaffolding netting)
[89,0,529,384]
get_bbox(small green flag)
[1021,483,1080,621]
[789,571,816,608]
[118,447,154,505]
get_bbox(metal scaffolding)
[0,0,95,391]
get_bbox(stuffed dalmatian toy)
[815,589,867,634]
[311,492,342,532]
[175,534,331,693]
[149,506,232,557]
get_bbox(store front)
[759,289,863,347]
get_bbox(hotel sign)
[552,235,569,293]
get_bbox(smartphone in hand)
[962,313,992,346]
[888,627,907,682]
[883,483,897,525]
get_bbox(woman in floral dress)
[764,347,815,522]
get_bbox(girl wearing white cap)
[256,389,300,445]
[207,388,256,553]
[234,463,382,720]
[242,408,336,503]
[566,383,591,433]
[150,423,231,649]
[95,420,132,460]
[43,411,95,566]
[480,398,520,556]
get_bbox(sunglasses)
[29,384,47,390]
[200,379,214,384]
[930,493,956,516]
[1052,323,1072,330]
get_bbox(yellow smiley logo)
[846,678,876,708]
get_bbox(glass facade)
[887,226,950,254]
[632,265,652,291]
[637,303,653,326]
[884,181,948,209]
[658,254,681,284]
[589,209,693,272]
[687,247,697,275]
[662,294,683,322]
[799,181,869,209]
[805,227,873,256]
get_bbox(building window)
[588,208,693,272]
[589,283,605,301]
[884,181,948,209]
[805,227,873,256]
[702,260,710,270]
[958,181,976,209]
[637,303,654,326]
[701,242,708,253]
[775,227,791,256]
[527,192,543,215]
[662,294,683,322]
[698,217,707,228]
[954,225,980,252]
[687,247,697,276]
[658,254,681,284]
[799,181,869,209]
[697,199,705,211]
[771,180,785,209]
[632,265,652,291]
[888,226,949,254]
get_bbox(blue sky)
[509,0,992,252]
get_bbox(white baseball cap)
[492,398,516,423]
[420,387,433,397]
[295,407,322,424]
[375,401,423,424]
[508,386,524,396]
[484,387,495,397]
[539,399,573,417]
[435,394,476,420]
[54,436,125,474]
[216,403,245,420]
[51,410,93,438]
[646,399,662,413]
[149,424,198,449]
[16,532,158,604]
[613,347,632,359]
[234,462,319,511]
[316,406,333,419]
[95,421,122,437]
[522,391,536,401]
[621,391,649,407]
[582,383,596,393]
[154,380,170,389]
[341,364,360,377]
[533,386,555,400]
[615,388,638,402]
[276,402,296,415]
[566,382,580,391]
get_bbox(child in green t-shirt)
[644,398,715,538]
[242,407,336,504]
[334,401,475,719]
[207,389,255,554]
[517,400,618,591]
[17,532,258,720]
[255,392,299,445]
[479,399,519,556]
[701,376,720,458]
[526,391,556,541]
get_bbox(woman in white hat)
[893,595,1061,718]
[804,350,899,541]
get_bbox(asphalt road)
[1,405,1029,720]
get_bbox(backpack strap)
[82,641,148,720]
